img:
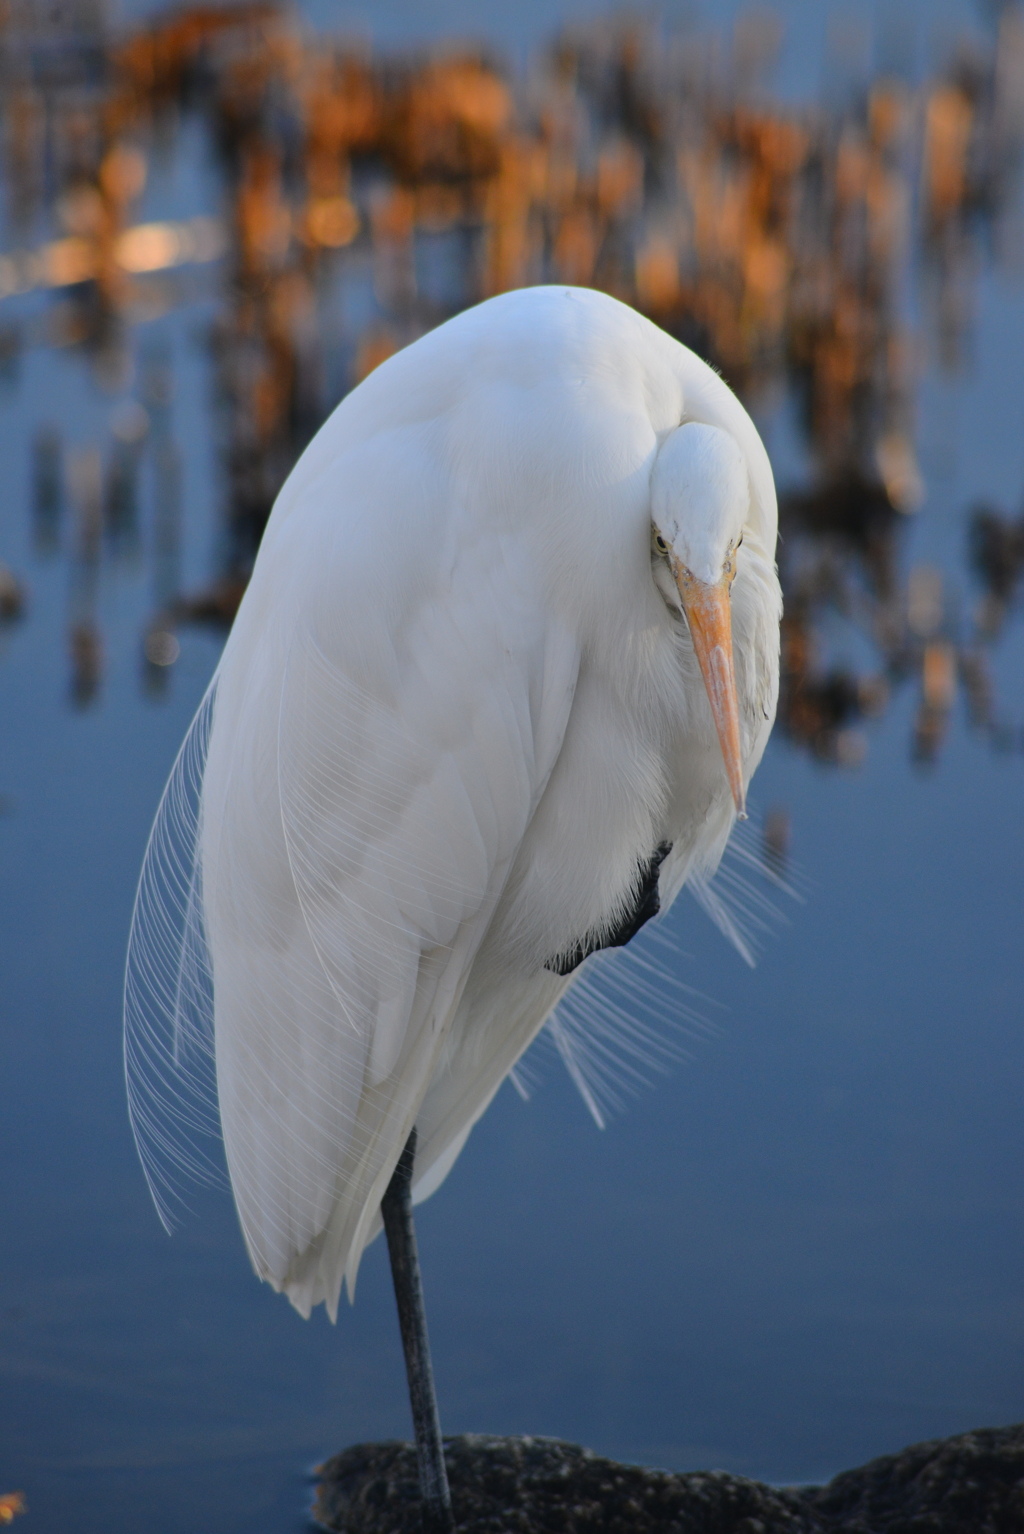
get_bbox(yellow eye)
[652,531,669,556]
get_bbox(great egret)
[125,285,780,1532]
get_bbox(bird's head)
[650,422,750,818]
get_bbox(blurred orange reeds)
[1,2,1023,761]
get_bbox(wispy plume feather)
[541,810,800,1123]
[124,684,225,1230]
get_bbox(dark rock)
[312,1424,1024,1534]
[803,1424,1024,1533]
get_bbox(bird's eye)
[652,531,669,556]
[722,535,743,583]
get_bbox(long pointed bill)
[671,558,747,818]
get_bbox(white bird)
[125,284,780,1527]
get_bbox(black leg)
[381,1127,455,1534]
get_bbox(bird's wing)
[195,463,579,1319]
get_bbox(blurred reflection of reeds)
[1,1,1023,766]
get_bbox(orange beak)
[670,557,746,818]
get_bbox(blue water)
[1,4,1023,1531]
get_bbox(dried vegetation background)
[2,0,1024,777]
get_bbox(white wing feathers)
[197,488,579,1318]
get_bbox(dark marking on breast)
[545,842,673,977]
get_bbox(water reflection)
[30,425,62,555]
[67,444,103,706]
[1,2,1022,773]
